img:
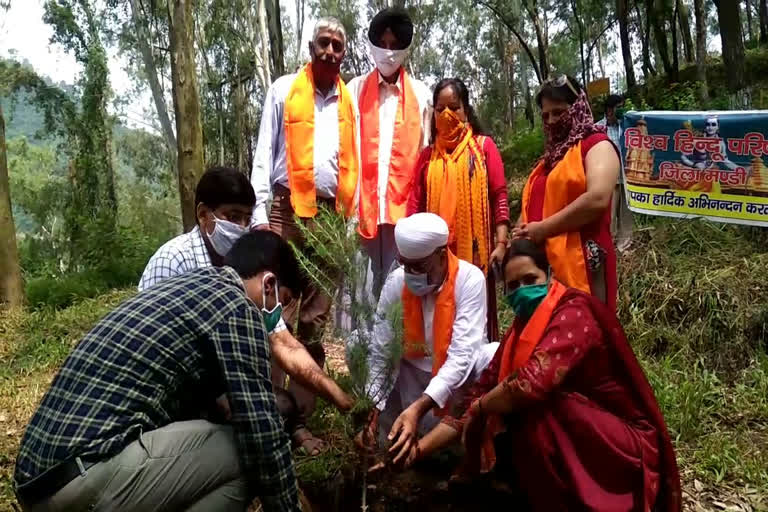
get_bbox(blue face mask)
[404,271,438,296]
[261,273,283,334]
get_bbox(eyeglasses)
[541,74,579,98]
[397,247,445,274]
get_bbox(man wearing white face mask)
[355,213,498,467]
[139,167,253,291]
[347,8,432,300]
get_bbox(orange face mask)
[435,108,465,150]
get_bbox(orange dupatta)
[480,279,568,471]
[284,63,359,218]
[521,143,590,293]
[357,69,421,239]
[426,128,491,274]
[401,251,460,416]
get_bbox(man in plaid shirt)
[15,231,319,511]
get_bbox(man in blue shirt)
[597,94,633,252]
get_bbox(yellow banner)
[626,185,768,225]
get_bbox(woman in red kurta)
[407,78,510,341]
[515,75,620,313]
[440,239,681,511]
[405,239,680,509]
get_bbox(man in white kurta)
[249,17,357,455]
[358,213,498,463]
[346,8,432,300]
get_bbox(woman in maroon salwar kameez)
[410,239,681,511]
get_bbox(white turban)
[394,213,449,259]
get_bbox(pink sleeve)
[406,147,433,216]
[508,298,600,404]
[483,137,510,225]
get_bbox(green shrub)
[25,271,107,310]
[498,127,545,179]
[23,220,165,309]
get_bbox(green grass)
[0,289,136,511]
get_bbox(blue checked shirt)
[15,266,299,511]
[138,226,212,291]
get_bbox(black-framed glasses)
[541,74,579,98]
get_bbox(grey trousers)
[360,223,398,301]
[612,183,634,252]
[25,420,249,512]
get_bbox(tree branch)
[474,0,543,84]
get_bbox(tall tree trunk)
[508,51,516,128]
[636,0,656,77]
[256,0,272,86]
[677,0,695,63]
[168,0,205,231]
[714,0,747,91]
[0,105,24,309]
[524,0,549,79]
[746,0,755,43]
[265,0,285,77]
[618,0,637,88]
[649,0,673,76]
[129,0,177,156]
[295,0,305,63]
[596,36,607,77]
[671,0,680,80]
[573,0,588,86]
[694,0,709,100]
[760,0,768,43]
[520,50,534,128]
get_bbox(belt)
[15,456,99,507]
[272,183,335,207]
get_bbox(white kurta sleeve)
[250,82,278,228]
[365,268,405,411]
[423,264,487,408]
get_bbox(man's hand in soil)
[456,397,485,478]
[388,394,434,465]
[355,408,380,452]
[402,439,422,469]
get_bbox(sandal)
[293,427,327,456]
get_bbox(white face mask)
[206,214,248,257]
[370,42,408,78]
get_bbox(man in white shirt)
[597,94,633,252]
[139,166,253,291]
[356,213,498,465]
[347,8,432,300]
[250,17,359,453]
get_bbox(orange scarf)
[402,250,459,379]
[357,69,421,239]
[426,113,490,274]
[284,63,358,218]
[522,143,590,293]
[479,280,567,471]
